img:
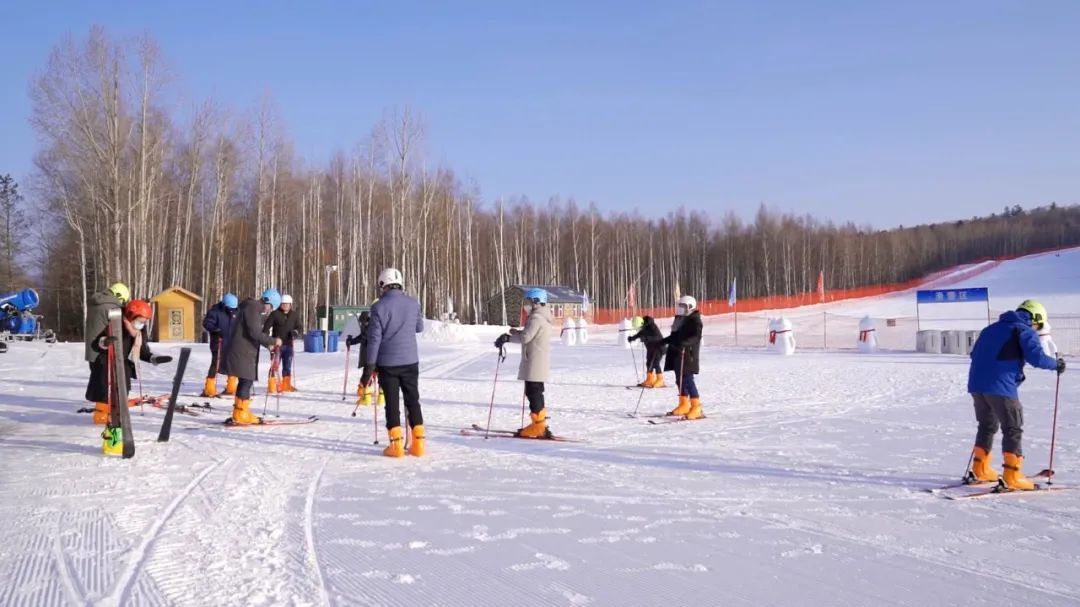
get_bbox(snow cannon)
[857,316,878,353]
[576,317,589,345]
[0,288,44,338]
[1038,322,1058,357]
[768,317,796,355]
[561,316,578,346]
[618,318,633,348]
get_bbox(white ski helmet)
[378,268,404,289]
[677,295,697,315]
[280,294,294,305]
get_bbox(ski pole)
[342,347,351,401]
[484,347,506,439]
[632,383,647,416]
[519,390,527,429]
[961,449,977,484]
[274,352,283,417]
[1047,371,1062,485]
[136,358,145,416]
[630,342,641,385]
[671,349,686,416]
[262,349,279,417]
[373,373,380,445]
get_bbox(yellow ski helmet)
[110,282,130,304]
[1017,299,1047,327]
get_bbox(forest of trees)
[17,28,1080,339]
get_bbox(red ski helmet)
[125,299,153,322]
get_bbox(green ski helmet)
[1017,299,1047,327]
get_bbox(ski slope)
[1,251,1079,606]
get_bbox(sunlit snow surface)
[1,250,1079,605]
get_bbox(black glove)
[97,335,118,349]
[627,336,635,343]
[291,329,302,339]
[494,333,511,349]
[346,334,361,347]
[150,355,172,366]
[360,364,374,387]
[1057,358,1066,375]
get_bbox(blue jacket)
[202,302,238,355]
[968,310,1057,399]
[367,288,424,367]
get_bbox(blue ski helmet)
[523,287,548,305]
[261,288,282,310]
[222,293,239,309]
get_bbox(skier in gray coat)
[495,288,553,438]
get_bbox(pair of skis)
[626,412,707,425]
[460,423,582,443]
[926,470,1063,500]
[223,415,318,428]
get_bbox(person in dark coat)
[225,289,282,425]
[262,293,303,393]
[345,310,372,401]
[966,300,1063,490]
[664,296,703,419]
[84,283,128,424]
[628,315,667,388]
[85,299,171,423]
[201,293,238,397]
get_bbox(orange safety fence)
[588,245,1077,326]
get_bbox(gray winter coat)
[226,297,276,381]
[511,304,552,383]
[84,290,122,363]
[367,288,424,367]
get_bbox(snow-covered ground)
[2,251,1079,606]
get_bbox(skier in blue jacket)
[967,300,1065,490]
[361,268,426,458]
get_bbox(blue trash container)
[304,330,324,353]
[326,330,340,353]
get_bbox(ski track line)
[103,459,226,606]
[305,465,331,607]
[305,424,360,606]
[52,514,88,607]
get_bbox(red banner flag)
[628,284,637,312]
[817,271,825,303]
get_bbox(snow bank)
[421,320,479,343]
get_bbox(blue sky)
[4,1,1079,227]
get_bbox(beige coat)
[511,304,552,383]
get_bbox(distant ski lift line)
[916,287,992,331]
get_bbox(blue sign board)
[916,288,989,304]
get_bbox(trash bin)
[326,330,340,353]
[304,330,324,353]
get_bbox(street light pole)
[325,264,338,352]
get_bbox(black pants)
[973,393,1024,456]
[237,378,254,400]
[645,348,663,374]
[379,363,422,428]
[86,360,109,403]
[525,381,545,414]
